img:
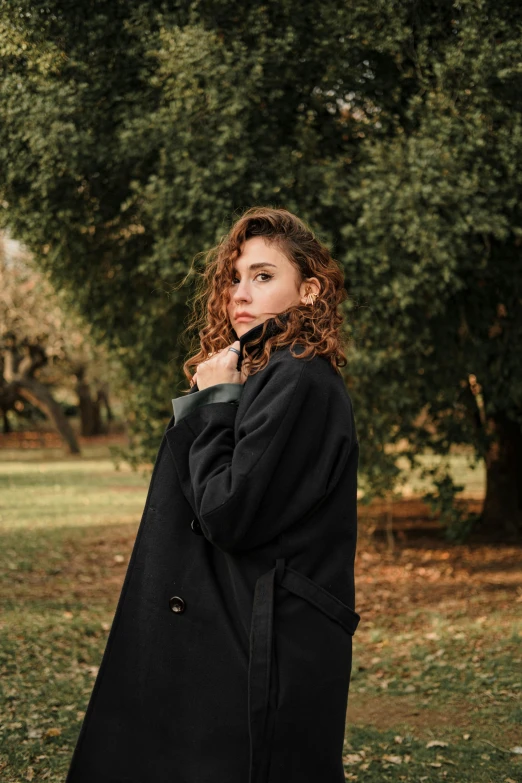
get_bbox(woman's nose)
[233,283,252,302]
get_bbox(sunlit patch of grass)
[0,459,149,531]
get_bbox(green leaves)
[1,2,521,532]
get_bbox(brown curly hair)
[179,206,349,390]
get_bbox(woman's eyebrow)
[233,262,278,272]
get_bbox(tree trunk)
[77,379,105,436]
[17,378,81,454]
[481,413,522,539]
[97,384,113,424]
[2,409,11,434]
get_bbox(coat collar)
[189,312,290,393]
[233,311,290,360]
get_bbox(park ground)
[0,432,520,782]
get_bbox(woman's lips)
[235,315,255,321]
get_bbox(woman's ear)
[299,277,321,305]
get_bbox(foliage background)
[1,0,521,533]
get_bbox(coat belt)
[247,558,360,783]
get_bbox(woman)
[65,207,360,783]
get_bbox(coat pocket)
[279,566,360,635]
[273,566,359,714]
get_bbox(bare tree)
[0,232,118,451]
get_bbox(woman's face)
[226,236,320,337]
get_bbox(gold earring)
[304,289,317,306]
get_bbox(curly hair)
[179,206,349,390]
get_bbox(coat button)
[169,595,185,613]
[190,518,203,535]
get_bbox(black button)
[169,595,185,613]
[190,518,203,535]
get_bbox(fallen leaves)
[43,727,61,738]
[343,753,364,765]
[382,754,404,764]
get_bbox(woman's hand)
[192,341,250,391]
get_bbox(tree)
[0,1,520,535]
[0,232,117,448]
[340,1,522,539]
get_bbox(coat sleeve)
[172,382,243,423]
[165,356,355,553]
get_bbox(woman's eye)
[231,272,273,284]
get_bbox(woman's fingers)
[202,342,241,366]
[192,346,251,389]
[194,341,245,390]
[228,341,241,364]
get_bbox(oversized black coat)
[65,316,361,783]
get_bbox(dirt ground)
[356,498,520,620]
[351,498,521,749]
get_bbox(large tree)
[341,1,522,539]
[0,1,520,536]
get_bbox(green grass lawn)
[344,613,521,781]
[0,447,520,782]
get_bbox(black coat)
[65,316,361,783]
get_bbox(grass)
[0,458,149,532]
[344,617,521,781]
[0,444,520,782]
